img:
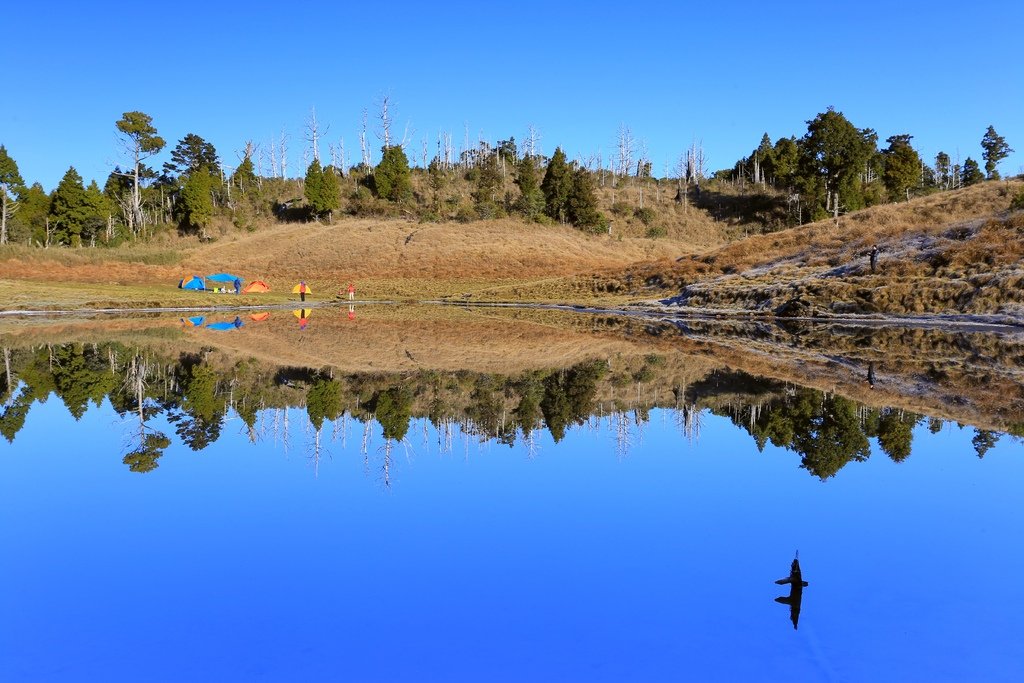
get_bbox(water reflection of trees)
[717,387,921,479]
[0,342,1015,479]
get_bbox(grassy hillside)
[546,180,1024,318]
[0,213,716,309]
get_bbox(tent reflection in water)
[205,316,244,331]
[293,308,312,330]
[180,316,205,327]
[242,280,271,294]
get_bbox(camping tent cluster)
[177,274,271,294]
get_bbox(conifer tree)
[82,180,113,245]
[304,159,325,215]
[980,125,1012,180]
[373,145,412,202]
[566,167,604,231]
[115,111,165,236]
[10,183,48,245]
[179,168,214,236]
[320,165,341,219]
[49,167,89,246]
[799,108,877,217]
[164,133,219,179]
[231,155,258,193]
[961,157,984,186]
[514,155,545,219]
[881,134,922,201]
[934,152,951,189]
[541,147,572,222]
[0,145,25,245]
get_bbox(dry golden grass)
[578,180,1024,317]
[0,216,706,309]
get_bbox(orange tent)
[249,312,271,322]
[242,280,271,293]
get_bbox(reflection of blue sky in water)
[2,400,1022,682]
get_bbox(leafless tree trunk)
[304,107,327,164]
[525,124,541,158]
[616,124,635,180]
[0,186,18,245]
[279,130,289,180]
[359,109,370,169]
[377,95,393,149]
[3,347,12,405]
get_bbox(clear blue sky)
[3,0,1022,190]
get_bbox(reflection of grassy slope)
[2,308,1022,434]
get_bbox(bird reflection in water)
[775,552,809,629]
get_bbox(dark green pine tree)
[566,167,604,231]
[0,145,25,245]
[10,182,49,245]
[799,108,877,217]
[304,159,325,217]
[881,134,922,201]
[980,126,1013,180]
[961,157,985,186]
[373,146,412,202]
[49,167,89,246]
[82,180,113,245]
[319,165,341,218]
[541,147,573,223]
[179,168,215,235]
[231,155,258,193]
[164,133,220,179]
[514,155,545,220]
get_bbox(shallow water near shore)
[1,307,1023,682]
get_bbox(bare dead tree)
[304,107,327,164]
[269,136,279,178]
[376,94,393,148]
[616,124,635,180]
[2,347,13,405]
[279,130,289,180]
[525,124,542,158]
[442,131,453,169]
[0,184,18,245]
[359,109,370,169]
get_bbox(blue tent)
[181,276,206,291]
[205,317,244,331]
[207,273,242,283]
[181,316,206,327]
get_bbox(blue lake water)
[1,316,1023,682]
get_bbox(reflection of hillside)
[1,308,1021,479]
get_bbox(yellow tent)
[291,283,312,294]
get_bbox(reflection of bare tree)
[613,410,632,458]
[121,353,170,473]
[361,419,372,473]
[525,430,539,459]
[381,438,393,489]
[2,347,13,406]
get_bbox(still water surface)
[1,312,1022,682]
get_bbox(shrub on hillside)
[634,207,656,225]
[646,225,668,238]
[611,201,632,217]
[1010,189,1024,212]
